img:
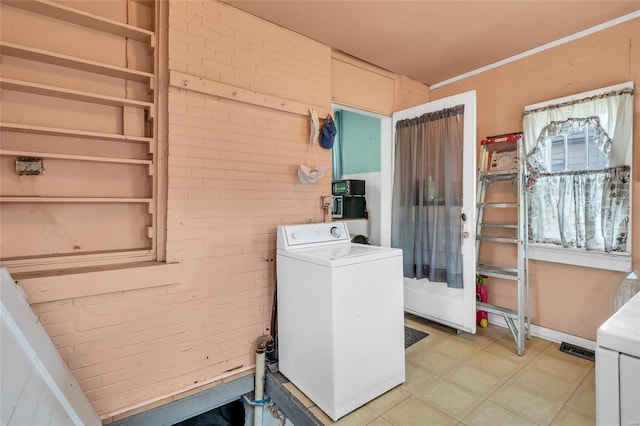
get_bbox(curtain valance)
[523,88,633,166]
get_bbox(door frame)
[390,91,477,333]
[331,103,393,247]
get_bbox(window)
[523,82,634,271]
[548,119,608,172]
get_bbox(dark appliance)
[332,195,366,219]
[332,180,366,219]
[332,179,365,196]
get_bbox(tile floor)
[284,314,595,426]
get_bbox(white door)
[389,91,477,333]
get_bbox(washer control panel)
[278,222,350,250]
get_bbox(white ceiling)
[222,1,640,86]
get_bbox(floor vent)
[559,342,595,362]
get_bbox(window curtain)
[523,88,633,253]
[331,110,343,181]
[391,105,464,288]
[527,166,630,252]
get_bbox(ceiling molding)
[431,11,640,90]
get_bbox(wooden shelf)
[0,197,153,203]
[0,78,153,109]
[0,150,152,166]
[3,0,154,43]
[0,122,152,144]
[130,0,155,6]
[0,42,153,83]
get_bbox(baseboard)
[487,313,596,351]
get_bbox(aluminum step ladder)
[476,133,530,355]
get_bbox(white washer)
[596,290,640,425]
[276,222,405,421]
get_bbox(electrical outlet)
[16,157,44,175]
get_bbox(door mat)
[405,326,429,349]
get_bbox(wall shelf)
[0,197,153,203]
[0,78,153,110]
[0,122,152,144]
[0,150,152,166]
[0,42,153,83]
[3,0,154,44]
[0,0,160,272]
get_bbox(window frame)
[524,82,633,272]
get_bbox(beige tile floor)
[285,314,595,426]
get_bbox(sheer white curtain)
[523,87,633,166]
[523,86,633,253]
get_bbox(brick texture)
[24,0,429,418]
[158,4,334,414]
[26,0,330,416]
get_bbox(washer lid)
[278,243,401,267]
[597,290,640,358]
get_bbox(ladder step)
[477,302,519,319]
[477,202,518,208]
[479,170,518,179]
[477,263,519,280]
[477,236,518,243]
[480,223,517,229]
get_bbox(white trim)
[529,243,632,272]
[525,81,634,110]
[487,313,596,351]
[1,268,101,425]
[431,11,640,89]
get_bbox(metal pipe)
[253,334,274,426]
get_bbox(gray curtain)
[391,105,465,288]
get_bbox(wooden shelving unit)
[3,0,154,43]
[0,0,160,270]
[0,197,153,203]
[0,78,153,110]
[0,150,152,166]
[0,42,154,83]
[0,122,153,144]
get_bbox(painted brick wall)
[24,0,428,418]
[164,0,332,413]
[168,0,330,106]
[25,0,332,418]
